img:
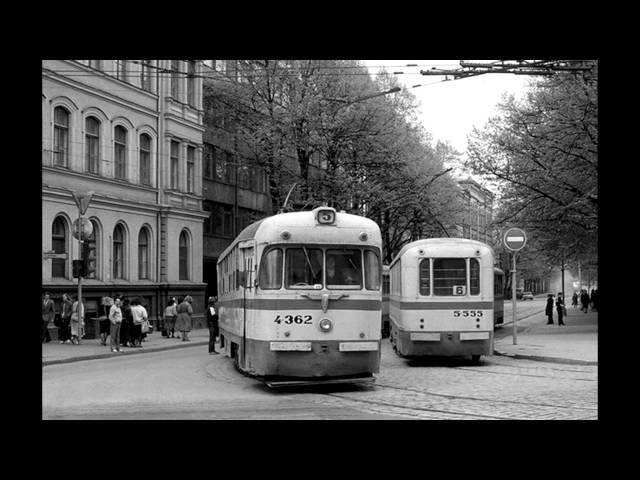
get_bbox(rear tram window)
[364,250,381,290]
[419,258,430,295]
[259,248,283,289]
[285,247,323,289]
[433,258,466,296]
[326,249,362,289]
[470,258,480,295]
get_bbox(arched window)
[139,134,151,185]
[114,126,127,180]
[179,230,189,280]
[113,224,125,279]
[51,216,67,278]
[138,228,150,280]
[53,107,69,167]
[85,116,100,174]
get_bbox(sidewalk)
[42,328,211,366]
[494,305,598,365]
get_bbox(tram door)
[239,244,254,368]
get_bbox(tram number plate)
[274,314,313,325]
[453,310,484,317]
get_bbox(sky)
[362,60,534,155]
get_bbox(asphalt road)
[43,322,597,420]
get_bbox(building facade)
[42,60,208,336]
[456,179,495,245]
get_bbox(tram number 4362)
[274,314,313,325]
[453,310,483,317]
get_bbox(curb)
[493,348,597,366]
[42,340,209,367]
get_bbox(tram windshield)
[285,247,323,288]
[326,249,362,289]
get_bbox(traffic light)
[72,259,85,278]
[82,242,96,278]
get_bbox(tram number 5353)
[274,314,313,325]
[453,310,483,317]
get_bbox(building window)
[53,107,69,167]
[114,126,127,180]
[179,230,189,280]
[138,228,149,280]
[171,60,180,99]
[170,140,179,190]
[140,60,152,92]
[203,143,214,179]
[203,201,214,235]
[52,217,67,278]
[187,60,196,107]
[139,134,151,185]
[187,146,195,193]
[211,202,234,237]
[113,224,125,279]
[89,60,102,70]
[116,60,128,81]
[85,116,100,174]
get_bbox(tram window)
[364,250,381,290]
[259,248,283,289]
[285,247,323,288]
[470,258,480,295]
[433,258,466,296]
[419,258,430,296]
[326,249,362,289]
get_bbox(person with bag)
[129,298,147,347]
[164,298,177,339]
[175,295,193,342]
[70,296,84,345]
[59,293,73,344]
[108,296,123,352]
[42,292,55,343]
[206,296,219,354]
[556,292,566,326]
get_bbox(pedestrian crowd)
[544,287,598,326]
[41,292,210,353]
[572,288,598,313]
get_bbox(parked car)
[522,291,534,300]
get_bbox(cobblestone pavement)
[292,339,598,420]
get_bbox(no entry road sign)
[503,227,527,251]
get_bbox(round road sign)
[503,227,527,251]
[72,217,94,241]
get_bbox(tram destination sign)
[503,227,527,252]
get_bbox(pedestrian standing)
[70,297,84,345]
[129,298,147,347]
[59,293,73,343]
[42,292,55,343]
[109,296,123,352]
[164,298,177,339]
[556,292,566,326]
[207,296,219,354]
[545,294,554,325]
[591,289,598,311]
[572,292,578,309]
[120,298,133,347]
[99,296,114,346]
[580,289,590,313]
[175,295,193,342]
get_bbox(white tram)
[216,206,383,387]
[388,238,495,362]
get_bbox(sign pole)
[77,214,83,341]
[512,252,517,345]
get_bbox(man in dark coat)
[60,293,73,343]
[42,292,55,343]
[206,296,219,354]
[556,292,565,326]
[545,294,554,325]
[580,290,590,313]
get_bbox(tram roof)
[218,208,381,262]
[390,237,495,268]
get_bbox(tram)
[388,238,495,362]
[216,206,383,387]
[493,268,505,326]
[381,265,390,338]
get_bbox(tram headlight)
[319,317,333,333]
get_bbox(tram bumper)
[247,338,380,377]
[396,330,493,357]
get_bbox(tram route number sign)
[503,227,527,252]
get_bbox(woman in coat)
[545,294,554,325]
[164,298,178,338]
[555,292,566,326]
[175,295,193,342]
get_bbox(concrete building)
[42,60,208,336]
